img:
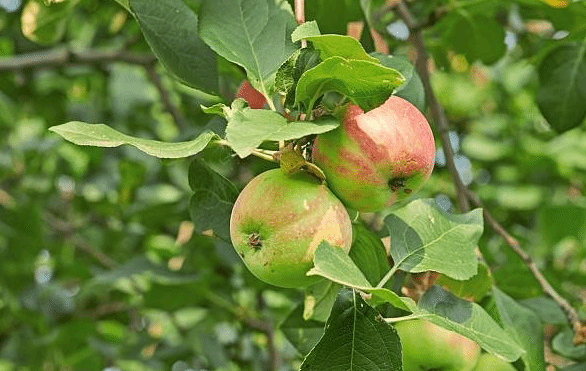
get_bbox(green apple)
[473,353,516,371]
[312,95,435,212]
[394,319,481,371]
[229,169,352,288]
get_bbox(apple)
[312,95,435,212]
[236,80,266,109]
[394,319,481,371]
[472,353,516,371]
[229,169,352,288]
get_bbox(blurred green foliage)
[0,0,585,370]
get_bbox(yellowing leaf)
[539,0,569,8]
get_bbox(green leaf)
[436,262,493,302]
[308,242,409,311]
[130,0,218,93]
[552,328,586,360]
[188,158,239,202]
[113,0,130,11]
[538,205,586,247]
[372,53,426,112]
[492,288,547,371]
[199,0,297,96]
[222,100,339,158]
[404,286,525,362]
[308,241,372,289]
[303,34,379,63]
[441,11,506,65]
[303,280,341,322]
[280,303,326,356]
[21,0,78,45]
[304,0,364,36]
[295,56,405,112]
[188,158,238,240]
[537,42,586,133]
[275,48,322,108]
[349,224,390,286]
[301,289,402,371]
[385,199,483,280]
[291,21,321,42]
[49,122,217,158]
[520,297,568,325]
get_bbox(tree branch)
[241,317,282,371]
[0,46,156,71]
[145,65,188,131]
[392,1,470,213]
[465,189,586,345]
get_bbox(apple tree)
[0,0,585,370]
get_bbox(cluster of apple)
[228,86,517,370]
[229,93,434,288]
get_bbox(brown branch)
[294,0,305,25]
[145,65,188,131]
[241,317,282,371]
[0,46,156,71]
[466,190,586,345]
[392,1,470,213]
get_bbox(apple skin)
[312,96,435,212]
[229,169,352,288]
[472,353,516,371]
[394,319,481,371]
[236,80,266,109]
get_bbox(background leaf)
[372,53,426,112]
[188,158,238,240]
[385,199,483,280]
[493,288,547,371]
[440,11,506,65]
[49,122,217,158]
[537,42,586,133]
[280,303,326,355]
[300,289,402,371]
[20,0,78,45]
[198,0,297,96]
[348,224,390,286]
[130,0,219,93]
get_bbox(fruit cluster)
[230,95,435,288]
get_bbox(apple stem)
[383,314,427,324]
[214,139,278,163]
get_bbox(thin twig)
[215,139,278,163]
[465,190,586,345]
[0,46,156,70]
[295,0,307,49]
[145,65,188,131]
[43,212,118,269]
[392,1,470,213]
